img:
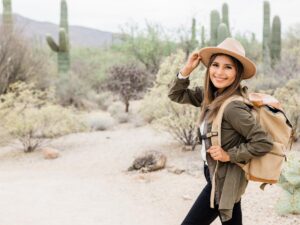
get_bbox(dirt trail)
[0,123,299,225]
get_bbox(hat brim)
[199,47,256,79]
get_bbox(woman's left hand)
[207,146,230,162]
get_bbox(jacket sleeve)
[223,101,273,163]
[167,74,204,107]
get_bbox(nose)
[215,67,224,76]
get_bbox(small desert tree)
[140,50,205,147]
[106,63,149,112]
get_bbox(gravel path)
[0,123,299,225]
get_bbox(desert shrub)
[55,71,96,109]
[82,113,115,131]
[140,50,205,146]
[271,47,300,81]
[244,74,281,93]
[0,27,52,93]
[97,91,114,110]
[276,153,300,215]
[274,78,300,141]
[0,82,87,152]
[107,101,130,123]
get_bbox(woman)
[168,38,273,225]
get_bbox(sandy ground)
[0,122,299,225]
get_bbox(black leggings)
[181,165,242,225]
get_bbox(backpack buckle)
[206,132,218,138]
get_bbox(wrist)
[180,66,193,77]
[225,152,231,162]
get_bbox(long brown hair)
[198,53,245,124]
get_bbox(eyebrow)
[212,62,234,66]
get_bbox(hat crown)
[217,38,245,57]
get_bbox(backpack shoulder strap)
[211,95,249,146]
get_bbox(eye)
[226,66,232,69]
[212,63,219,67]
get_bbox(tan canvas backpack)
[210,93,293,190]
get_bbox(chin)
[212,82,227,89]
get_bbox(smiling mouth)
[213,76,227,81]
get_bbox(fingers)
[207,145,221,153]
[190,52,202,60]
[207,146,230,162]
[207,146,222,160]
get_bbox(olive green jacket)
[168,75,273,222]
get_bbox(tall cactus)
[201,25,205,47]
[2,0,13,28]
[210,10,220,46]
[270,15,281,65]
[222,3,231,36]
[263,1,271,59]
[191,17,197,50]
[46,0,70,76]
[217,23,229,44]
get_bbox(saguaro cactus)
[270,15,281,65]
[222,3,231,36]
[46,0,70,76]
[263,1,271,57]
[2,0,13,28]
[191,18,197,49]
[217,23,229,44]
[201,25,205,47]
[210,10,220,46]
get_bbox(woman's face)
[209,55,237,92]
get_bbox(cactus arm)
[46,35,59,52]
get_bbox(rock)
[182,194,192,200]
[128,150,167,172]
[41,148,60,160]
[182,146,193,152]
[167,166,185,175]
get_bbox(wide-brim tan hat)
[199,38,256,79]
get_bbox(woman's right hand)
[180,52,202,77]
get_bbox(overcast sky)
[2,0,300,41]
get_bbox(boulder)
[41,148,60,160]
[128,150,167,172]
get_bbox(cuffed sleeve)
[177,72,189,79]
[167,73,203,107]
[224,101,273,163]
